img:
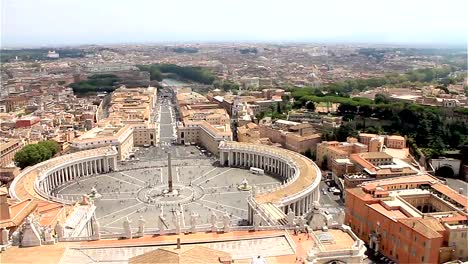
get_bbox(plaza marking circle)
[136,183,205,206]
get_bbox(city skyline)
[2,0,468,47]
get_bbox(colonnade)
[40,157,117,193]
[283,189,320,216]
[219,142,321,222]
[221,149,295,181]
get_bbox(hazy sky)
[2,0,467,47]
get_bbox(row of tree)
[14,141,61,169]
[69,74,121,94]
[137,64,215,84]
[312,95,467,157]
[293,67,457,95]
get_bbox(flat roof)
[314,229,356,251]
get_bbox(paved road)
[155,92,177,145]
[446,178,468,196]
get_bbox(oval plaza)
[9,140,321,229]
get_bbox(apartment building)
[258,120,321,154]
[70,87,158,160]
[316,138,367,169]
[0,139,24,167]
[345,175,468,263]
[359,133,406,150]
[176,92,233,155]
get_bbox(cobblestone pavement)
[56,145,281,233]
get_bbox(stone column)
[46,177,51,192]
[50,173,54,188]
[112,157,117,170]
[103,158,108,173]
[79,162,83,176]
[56,172,60,186]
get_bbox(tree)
[305,101,316,111]
[276,102,283,114]
[374,93,389,104]
[14,145,44,169]
[13,140,60,169]
[460,141,468,163]
[38,140,60,156]
[336,123,358,141]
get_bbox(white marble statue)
[173,213,181,235]
[158,213,166,235]
[80,195,90,205]
[123,217,132,239]
[252,185,258,196]
[138,216,146,237]
[92,218,101,240]
[11,230,21,246]
[55,220,64,240]
[222,212,231,233]
[190,213,198,233]
[297,216,307,232]
[1,227,9,245]
[287,210,295,226]
[42,227,55,245]
[210,211,217,232]
[253,213,262,231]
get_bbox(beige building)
[316,139,367,169]
[70,87,158,160]
[359,133,406,150]
[258,120,321,154]
[176,92,232,155]
[0,139,24,167]
[70,123,134,160]
[237,122,261,143]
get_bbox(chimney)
[459,188,464,194]
[176,237,181,249]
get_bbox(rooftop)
[1,228,361,264]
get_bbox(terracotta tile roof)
[368,203,407,219]
[399,219,443,239]
[350,153,376,172]
[35,201,66,227]
[129,245,231,264]
[362,174,439,192]
[0,199,37,228]
[358,152,393,160]
[418,218,446,233]
[432,183,468,210]
[346,187,375,201]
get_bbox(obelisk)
[167,152,173,192]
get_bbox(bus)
[250,167,265,175]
